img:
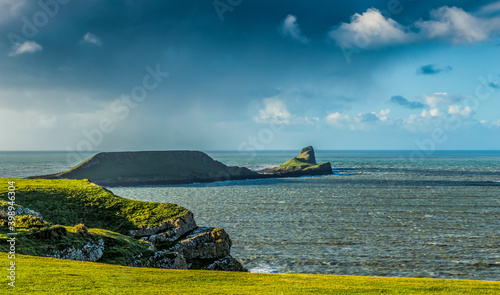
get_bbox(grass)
[0,178,189,234]
[1,254,498,294]
[277,157,326,171]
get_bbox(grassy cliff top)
[0,178,189,234]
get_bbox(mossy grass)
[0,178,189,234]
[2,254,499,294]
[277,157,325,171]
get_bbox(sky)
[1,0,500,152]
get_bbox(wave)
[249,263,279,274]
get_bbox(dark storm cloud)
[0,0,491,113]
[390,95,426,109]
[416,64,453,75]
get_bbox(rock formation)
[258,146,333,177]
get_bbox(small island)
[258,146,333,177]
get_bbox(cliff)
[258,146,333,177]
[0,178,246,272]
[33,151,259,186]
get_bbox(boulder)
[50,239,105,262]
[147,251,188,269]
[170,227,231,260]
[203,256,248,272]
[130,211,197,241]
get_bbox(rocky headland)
[0,179,246,272]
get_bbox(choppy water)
[1,151,499,280]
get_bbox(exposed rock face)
[130,211,197,241]
[203,256,248,272]
[146,252,188,270]
[258,146,333,177]
[50,239,105,262]
[298,146,316,164]
[130,215,246,272]
[33,151,259,186]
[171,227,231,260]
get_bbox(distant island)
[30,146,333,186]
[258,146,332,177]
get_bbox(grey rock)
[147,251,188,269]
[50,239,105,262]
[203,256,248,272]
[129,211,197,241]
[171,227,231,260]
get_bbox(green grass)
[0,178,189,234]
[279,157,313,168]
[1,254,498,294]
[277,157,326,171]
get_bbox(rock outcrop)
[130,211,197,242]
[258,146,333,177]
[50,239,105,262]
[171,227,231,260]
[203,256,248,272]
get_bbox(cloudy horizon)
[1,0,500,152]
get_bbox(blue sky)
[0,0,499,152]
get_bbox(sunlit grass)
[1,254,498,294]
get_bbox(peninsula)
[31,146,333,186]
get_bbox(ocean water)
[1,150,499,280]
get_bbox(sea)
[1,150,499,281]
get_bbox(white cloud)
[254,98,291,125]
[305,116,320,125]
[280,14,310,44]
[9,41,43,56]
[448,105,472,118]
[416,6,489,44]
[402,93,478,132]
[329,8,408,48]
[476,1,500,17]
[326,109,391,130]
[325,112,351,128]
[82,32,102,46]
[329,6,500,48]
